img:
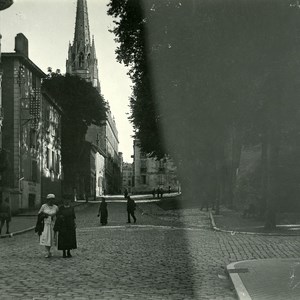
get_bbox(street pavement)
[1,200,300,299]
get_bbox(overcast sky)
[0,0,134,162]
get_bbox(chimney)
[14,33,28,57]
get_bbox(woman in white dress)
[38,194,59,258]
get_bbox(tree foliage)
[42,71,107,164]
[108,0,166,158]
[108,0,300,225]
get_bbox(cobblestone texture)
[1,202,300,299]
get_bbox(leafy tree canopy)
[42,70,107,128]
[108,0,166,158]
[108,0,300,160]
[42,70,107,164]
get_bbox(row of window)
[22,151,60,184]
[46,148,60,173]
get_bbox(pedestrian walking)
[0,197,11,235]
[124,188,128,199]
[97,197,108,225]
[38,194,59,258]
[126,196,136,224]
[54,198,77,258]
[152,188,156,198]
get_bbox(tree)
[108,0,300,227]
[108,0,166,158]
[42,71,107,194]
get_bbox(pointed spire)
[91,35,97,59]
[66,0,101,92]
[74,0,91,49]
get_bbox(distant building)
[98,108,122,194]
[65,0,122,198]
[122,162,133,193]
[1,33,62,211]
[85,126,106,197]
[132,139,179,194]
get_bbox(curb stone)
[0,226,35,239]
[209,211,300,236]
[226,261,252,300]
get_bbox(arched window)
[79,52,84,68]
[87,53,90,67]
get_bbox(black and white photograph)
[1,0,300,299]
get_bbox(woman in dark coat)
[98,197,108,225]
[54,198,77,258]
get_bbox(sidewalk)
[211,206,300,299]
[227,258,300,300]
[0,202,88,239]
[211,206,300,236]
[0,215,36,238]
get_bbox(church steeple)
[74,0,91,50]
[66,0,101,92]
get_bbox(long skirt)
[57,228,77,250]
[100,210,108,224]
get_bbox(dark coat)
[127,198,136,212]
[98,202,108,224]
[35,213,46,236]
[54,206,77,250]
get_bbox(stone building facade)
[98,107,122,194]
[122,162,133,193]
[40,90,62,202]
[1,34,62,211]
[132,139,179,194]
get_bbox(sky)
[0,0,134,162]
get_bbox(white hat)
[46,194,55,199]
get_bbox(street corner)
[227,261,252,300]
[227,258,300,300]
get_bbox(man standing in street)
[124,188,128,199]
[126,196,136,224]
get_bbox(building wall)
[1,59,14,188]
[1,52,45,211]
[40,92,62,203]
[133,140,179,194]
[98,108,122,194]
[95,151,105,196]
[122,162,133,193]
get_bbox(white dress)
[38,204,59,247]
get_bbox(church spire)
[66,0,101,92]
[74,0,91,49]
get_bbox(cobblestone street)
[1,202,300,299]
